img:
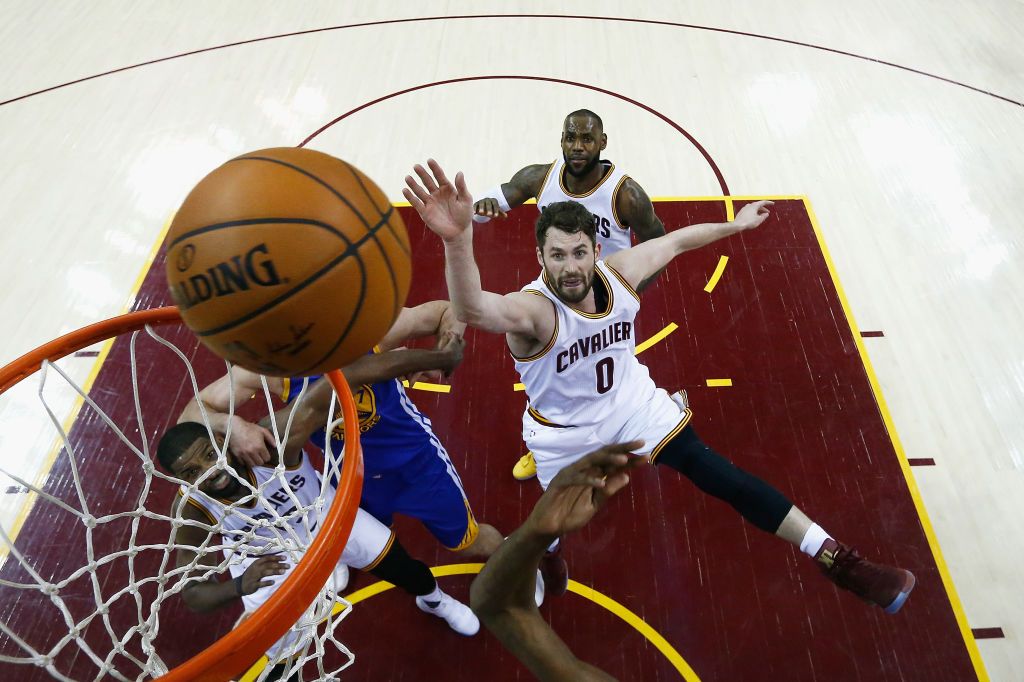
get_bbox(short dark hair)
[535,201,597,249]
[564,109,603,131]
[156,422,210,472]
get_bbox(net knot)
[83,515,97,529]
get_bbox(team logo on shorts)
[331,384,381,439]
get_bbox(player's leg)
[528,422,606,598]
[393,441,501,559]
[343,507,479,636]
[648,407,915,613]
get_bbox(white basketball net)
[0,322,356,681]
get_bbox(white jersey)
[179,452,324,556]
[537,157,634,255]
[513,260,660,430]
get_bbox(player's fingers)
[454,170,470,200]
[415,163,440,192]
[403,176,430,203]
[428,158,451,187]
[497,210,508,219]
[602,471,632,497]
[401,188,420,210]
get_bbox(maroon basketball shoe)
[816,539,916,614]
[539,546,569,597]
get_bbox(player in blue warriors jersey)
[180,299,503,560]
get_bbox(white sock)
[420,584,443,606]
[546,538,560,553]
[799,523,832,558]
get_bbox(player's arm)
[470,443,644,681]
[404,160,552,338]
[375,300,466,352]
[605,200,775,292]
[472,163,550,220]
[178,368,283,468]
[171,497,287,613]
[615,178,667,291]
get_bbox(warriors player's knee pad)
[367,538,437,596]
[655,426,792,533]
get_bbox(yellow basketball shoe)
[513,452,537,480]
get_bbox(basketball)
[165,147,411,377]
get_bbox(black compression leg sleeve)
[366,537,437,596]
[654,425,793,533]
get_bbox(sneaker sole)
[883,571,917,614]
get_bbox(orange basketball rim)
[0,306,365,682]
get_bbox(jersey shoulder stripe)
[510,290,560,362]
[610,174,631,230]
[604,262,641,303]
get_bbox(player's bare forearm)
[609,203,774,292]
[473,526,616,680]
[344,348,460,387]
[182,576,241,614]
[471,528,615,681]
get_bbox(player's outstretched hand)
[239,554,288,595]
[403,159,473,241]
[527,441,647,538]
[733,200,774,231]
[473,198,508,220]
[226,416,276,468]
[435,330,466,377]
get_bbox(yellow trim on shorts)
[604,262,641,304]
[279,377,291,403]
[445,498,479,552]
[361,530,396,572]
[527,404,568,429]
[649,408,694,464]
[509,291,559,362]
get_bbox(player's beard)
[553,267,595,304]
[563,151,600,178]
[203,468,243,499]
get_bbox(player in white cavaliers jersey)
[473,109,669,480]
[159,378,478,674]
[405,159,916,614]
[472,109,666,262]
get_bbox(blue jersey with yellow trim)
[283,373,436,474]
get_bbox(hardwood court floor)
[0,200,978,681]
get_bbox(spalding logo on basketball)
[165,147,411,377]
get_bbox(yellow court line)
[650,195,806,203]
[724,197,735,222]
[802,198,989,681]
[511,323,678,391]
[635,322,678,355]
[704,256,729,293]
[1,214,174,561]
[705,378,733,387]
[400,380,452,393]
[283,563,699,681]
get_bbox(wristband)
[472,185,512,223]
[234,574,245,596]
